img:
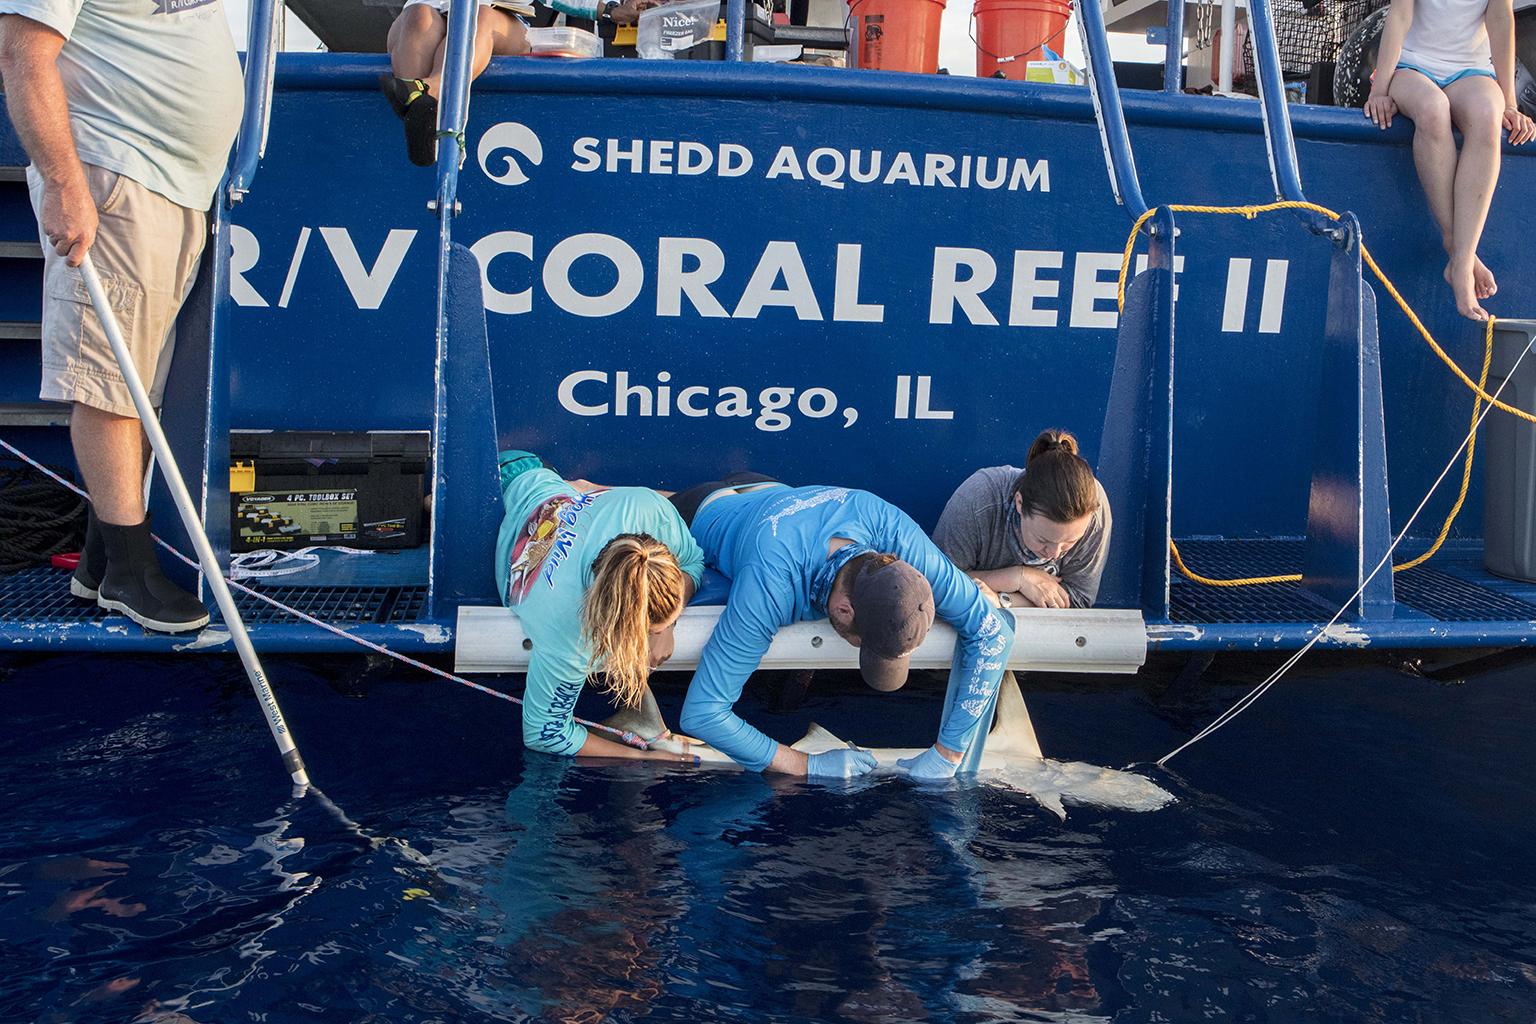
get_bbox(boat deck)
[1158,539,1536,649]
[4,538,1533,654]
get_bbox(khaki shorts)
[28,163,208,419]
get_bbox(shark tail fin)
[600,685,667,742]
[790,722,847,753]
[984,674,1044,760]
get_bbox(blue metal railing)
[1244,0,1307,203]
[726,0,747,61]
[1076,0,1150,220]
[433,0,480,220]
[226,0,281,206]
[1163,0,1184,93]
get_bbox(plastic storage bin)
[527,26,603,58]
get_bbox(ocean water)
[1,651,1533,1023]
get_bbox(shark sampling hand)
[806,747,880,780]
[651,677,1177,819]
[895,746,959,781]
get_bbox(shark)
[606,677,1175,820]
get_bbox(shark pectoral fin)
[600,685,668,742]
[790,722,847,753]
[986,673,1044,760]
[1037,792,1067,821]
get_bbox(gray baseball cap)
[850,558,935,691]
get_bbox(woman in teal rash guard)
[494,452,703,762]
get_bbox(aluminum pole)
[79,254,310,790]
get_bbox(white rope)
[229,546,376,581]
[0,435,649,747]
[1157,329,1536,767]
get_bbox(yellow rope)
[1166,320,1493,586]
[1118,202,1510,586]
[1392,321,1494,573]
[1118,201,1534,423]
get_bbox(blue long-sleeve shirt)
[680,486,1015,772]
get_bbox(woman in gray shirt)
[932,429,1112,608]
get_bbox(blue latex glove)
[897,746,961,781]
[805,747,878,779]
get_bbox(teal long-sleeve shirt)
[679,486,1015,772]
[495,468,704,756]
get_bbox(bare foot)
[1446,260,1489,321]
[1473,256,1497,300]
[1445,257,1498,301]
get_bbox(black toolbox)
[229,431,430,552]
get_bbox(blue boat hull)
[3,56,1534,652]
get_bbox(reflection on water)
[1,653,1534,1022]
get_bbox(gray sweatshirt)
[931,466,1112,608]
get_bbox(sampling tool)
[78,253,310,789]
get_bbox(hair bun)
[1027,429,1079,463]
[1014,429,1099,523]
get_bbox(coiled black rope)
[0,459,86,573]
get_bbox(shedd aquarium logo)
[474,121,1050,194]
[477,122,544,186]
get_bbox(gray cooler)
[1484,319,1536,583]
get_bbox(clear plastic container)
[525,26,603,59]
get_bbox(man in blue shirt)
[674,481,1016,780]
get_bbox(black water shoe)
[405,91,440,167]
[379,74,427,120]
[69,507,106,601]
[97,516,210,633]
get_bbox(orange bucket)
[973,0,1072,80]
[849,0,948,74]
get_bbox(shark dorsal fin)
[790,722,846,753]
[984,675,1044,760]
[599,685,667,740]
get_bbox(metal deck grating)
[233,583,430,625]
[0,566,110,622]
[0,565,429,627]
[6,542,1533,635]
[1170,539,1536,624]
[1393,567,1536,622]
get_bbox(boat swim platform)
[2,537,1533,656]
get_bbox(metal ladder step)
[0,321,41,340]
[0,402,68,426]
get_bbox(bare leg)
[484,7,531,57]
[1444,75,1507,321]
[1389,69,1458,245]
[1385,69,1496,296]
[387,5,447,82]
[423,7,528,95]
[71,403,146,526]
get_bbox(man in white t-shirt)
[0,0,244,631]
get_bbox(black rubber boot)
[69,507,107,601]
[96,516,210,633]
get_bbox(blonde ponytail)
[582,533,686,708]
